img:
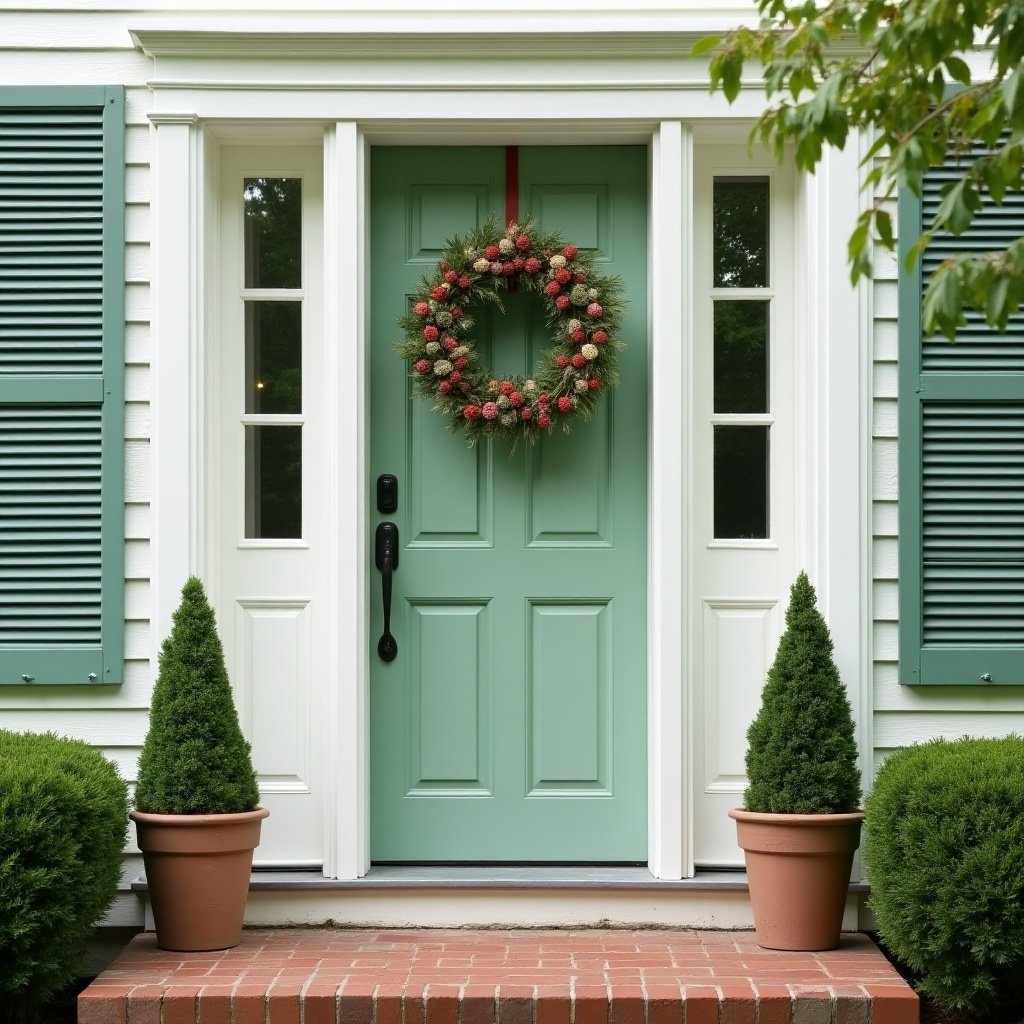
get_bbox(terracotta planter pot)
[130,807,269,951]
[729,808,864,951]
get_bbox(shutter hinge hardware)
[21,674,34,683]
[88,673,98,682]
[981,672,993,683]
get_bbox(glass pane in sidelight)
[713,177,769,288]
[244,425,302,539]
[714,425,769,539]
[244,177,302,289]
[714,300,769,414]
[245,301,302,414]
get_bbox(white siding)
[0,17,154,926]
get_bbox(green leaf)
[1003,66,1024,116]
[691,34,723,58]
[944,56,971,85]
[875,208,894,249]
[986,275,1010,331]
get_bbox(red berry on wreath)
[513,256,525,271]
[439,380,452,394]
[588,377,601,390]
[555,268,572,285]
[444,270,458,284]
[557,396,573,413]
[451,307,463,320]
[538,412,552,429]
[571,354,586,369]
[482,401,499,420]
[574,272,587,284]
[593,329,609,344]
[563,245,578,259]
[555,355,570,369]
[524,257,542,274]
[587,302,603,319]
[458,275,471,289]
[484,245,500,260]
[515,235,532,251]
[454,357,468,369]
[414,359,431,374]
[545,281,561,296]
[503,261,516,275]
[449,370,462,384]
[413,301,430,317]
[490,262,503,275]
[539,393,550,405]
[464,404,481,420]
[521,406,533,421]
[423,326,440,342]
[443,336,458,350]
[570,329,586,344]
[555,295,571,311]
[431,285,449,301]
[509,391,524,408]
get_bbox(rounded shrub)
[134,576,259,814]
[865,736,1024,1015]
[744,571,861,814]
[0,730,128,1014]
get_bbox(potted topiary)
[130,576,267,952]
[729,571,863,951]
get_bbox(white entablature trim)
[129,10,761,61]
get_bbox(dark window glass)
[244,177,302,289]
[714,426,769,539]
[245,301,302,414]
[245,425,302,539]
[713,178,769,288]
[714,301,769,413]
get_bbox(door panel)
[369,146,647,861]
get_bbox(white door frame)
[148,106,869,882]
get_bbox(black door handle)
[375,522,399,662]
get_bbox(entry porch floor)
[78,928,918,1024]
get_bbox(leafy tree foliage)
[134,577,260,814]
[744,572,862,814]
[697,0,1024,338]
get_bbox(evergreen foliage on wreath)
[396,215,626,446]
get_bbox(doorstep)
[78,928,918,1024]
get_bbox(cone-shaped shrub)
[134,577,259,814]
[743,571,861,814]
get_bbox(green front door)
[369,146,648,861]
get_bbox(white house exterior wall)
[1,1,1018,930]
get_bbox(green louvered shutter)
[0,86,124,685]
[898,155,1024,685]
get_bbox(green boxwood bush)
[0,730,128,1015]
[865,736,1024,1016]
[743,571,861,814]
[134,576,259,814]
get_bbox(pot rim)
[130,806,270,825]
[729,807,864,825]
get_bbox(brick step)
[78,929,919,1024]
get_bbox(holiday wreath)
[397,215,625,446]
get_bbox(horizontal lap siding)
[0,19,153,925]
[872,165,1024,761]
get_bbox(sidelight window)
[241,177,303,539]
[711,176,772,540]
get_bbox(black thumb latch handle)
[375,522,399,662]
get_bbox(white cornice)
[129,15,758,60]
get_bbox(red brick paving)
[78,929,917,1024]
